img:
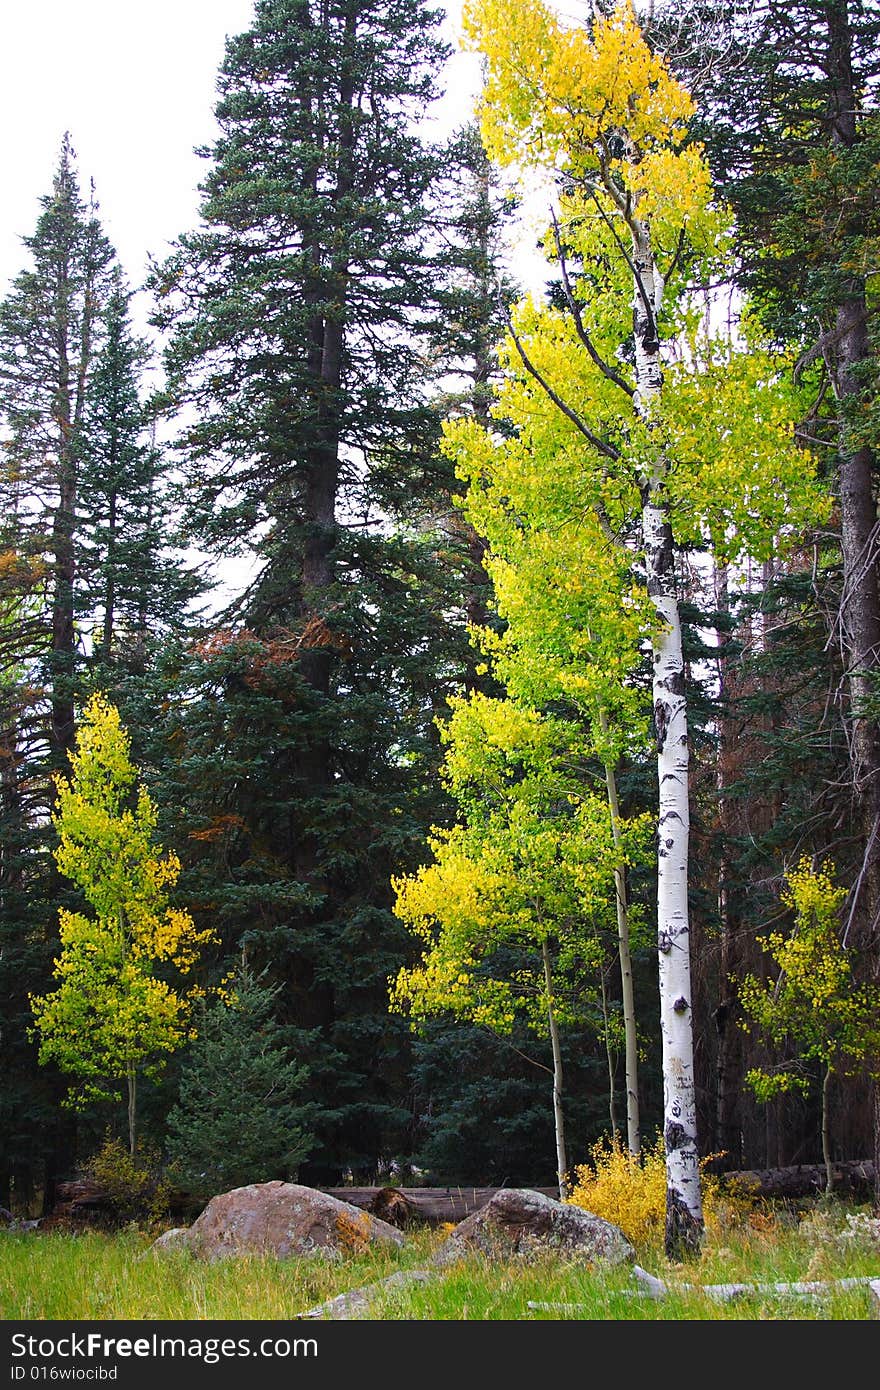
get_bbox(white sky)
[0,0,487,323]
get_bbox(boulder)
[150,1226,190,1252]
[176,1181,405,1262]
[431,1188,634,1268]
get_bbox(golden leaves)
[464,0,697,190]
[30,693,216,1108]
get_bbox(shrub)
[86,1133,171,1226]
[566,1135,751,1248]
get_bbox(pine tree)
[0,134,116,771]
[426,122,518,668]
[0,139,118,1206]
[165,967,316,1200]
[77,272,202,710]
[149,0,477,1180]
[0,144,201,1204]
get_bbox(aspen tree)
[30,694,215,1155]
[456,0,827,1256]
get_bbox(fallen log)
[47,1179,557,1228]
[321,1185,560,1227]
[630,1264,880,1305]
[718,1160,875,1201]
[323,1163,877,1225]
[47,1161,877,1230]
[527,1270,880,1314]
[53,1179,108,1209]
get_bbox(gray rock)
[297,1269,435,1319]
[431,1188,634,1268]
[174,1181,406,1262]
[150,1227,190,1251]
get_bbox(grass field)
[2,1197,879,1320]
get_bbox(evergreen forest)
[2,0,880,1261]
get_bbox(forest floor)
[2,1196,880,1320]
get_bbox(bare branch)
[503,307,621,466]
[588,191,660,345]
[550,210,635,399]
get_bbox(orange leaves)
[188,813,247,843]
[188,616,352,694]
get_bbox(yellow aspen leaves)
[30,693,216,1113]
[390,695,651,1036]
[739,858,880,1100]
[463,0,694,164]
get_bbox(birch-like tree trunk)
[127,1066,137,1159]
[599,719,641,1155]
[630,215,704,1259]
[542,938,569,1198]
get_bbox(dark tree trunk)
[713,562,744,1169]
[826,0,880,1209]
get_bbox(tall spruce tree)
[427,122,518,658]
[0,138,119,1207]
[79,271,202,692]
[0,145,202,1207]
[0,134,116,772]
[150,0,480,1180]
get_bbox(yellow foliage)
[86,1133,171,1227]
[464,0,695,166]
[30,692,217,1112]
[461,0,722,265]
[334,1209,373,1254]
[567,1135,750,1248]
[738,857,880,1098]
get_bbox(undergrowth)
[2,1141,878,1320]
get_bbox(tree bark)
[825,0,880,1210]
[127,1066,137,1159]
[821,1064,834,1195]
[630,215,704,1259]
[713,561,744,1168]
[599,969,620,1144]
[599,718,641,1156]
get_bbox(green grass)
[1,1200,879,1320]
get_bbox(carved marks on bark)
[653,666,685,758]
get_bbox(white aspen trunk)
[542,938,569,1198]
[599,968,621,1144]
[127,1065,137,1159]
[598,713,640,1155]
[630,217,703,1258]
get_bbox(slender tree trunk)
[102,488,118,659]
[599,968,620,1145]
[127,1066,137,1159]
[290,10,356,883]
[631,216,703,1259]
[599,706,641,1155]
[50,201,100,770]
[713,561,743,1168]
[541,938,568,1198]
[822,1065,834,1197]
[51,293,77,770]
[462,157,495,675]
